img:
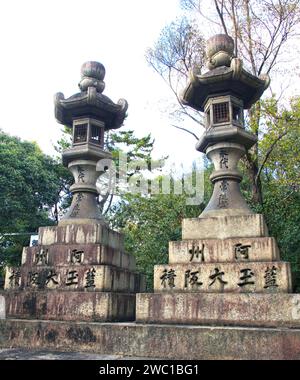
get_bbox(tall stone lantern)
[3,62,145,323]
[182,34,270,217]
[54,61,128,224]
[136,35,295,336]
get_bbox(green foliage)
[0,130,71,274]
[259,96,300,188]
[108,130,155,162]
[110,191,202,290]
[262,184,300,292]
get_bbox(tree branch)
[255,129,288,185]
[171,124,199,140]
[103,194,114,216]
[231,0,239,56]
[214,0,229,35]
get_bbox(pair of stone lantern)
[1,35,300,360]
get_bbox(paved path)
[0,348,147,360]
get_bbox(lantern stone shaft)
[54,61,128,225]
[182,34,270,217]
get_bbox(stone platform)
[136,293,300,328]
[1,319,300,360]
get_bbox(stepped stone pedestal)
[3,223,145,322]
[136,213,296,327]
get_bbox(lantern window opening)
[213,102,230,124]
[74,123,88,144]
[90,124,103,145]
[232,105,243,126]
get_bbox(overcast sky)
[0,0,204,171]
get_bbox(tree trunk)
[247,102,263,206]
[249,161,263,205]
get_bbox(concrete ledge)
[136,293,300,328]
[182,214,268,239]
[0,296,5,319]
[1,319,300,359]
[1,291,136,322]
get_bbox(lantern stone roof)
[54,61,128,130]
[181,34,270,111]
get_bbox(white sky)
[0,0,202,170]
[1,0,298,173]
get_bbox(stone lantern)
[182,34,270,217]
[54,61,128,224]
[2,62,145,324]
[135,35,296,352]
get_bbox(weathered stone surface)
[21,244,136,270]
[5,265,145,293]
[38,224,124,250]
[136,293,300,328]
[154,262,291,293]
[1,291,136,322]
[1,319,300,359]
[169,237,279,264]
[182,214,268,240]
[0,296,5,319]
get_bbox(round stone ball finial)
[206,34,235,70]
[79,61,106,93]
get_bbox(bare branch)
[103,194,114,216]
[214,0,229,34]
[171,124,200,140]
[255,130,288,185]
[231,0,239,56]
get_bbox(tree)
[56,126,165,217]
[181,0,300,77]
[146,17,206,139]
[110,189,201,290]
[0,130,71,276]
[101,129,164,214]
[262,184,300,292]
[109,166,212,289]
[147,1,300,205]
[259,96,300,189]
